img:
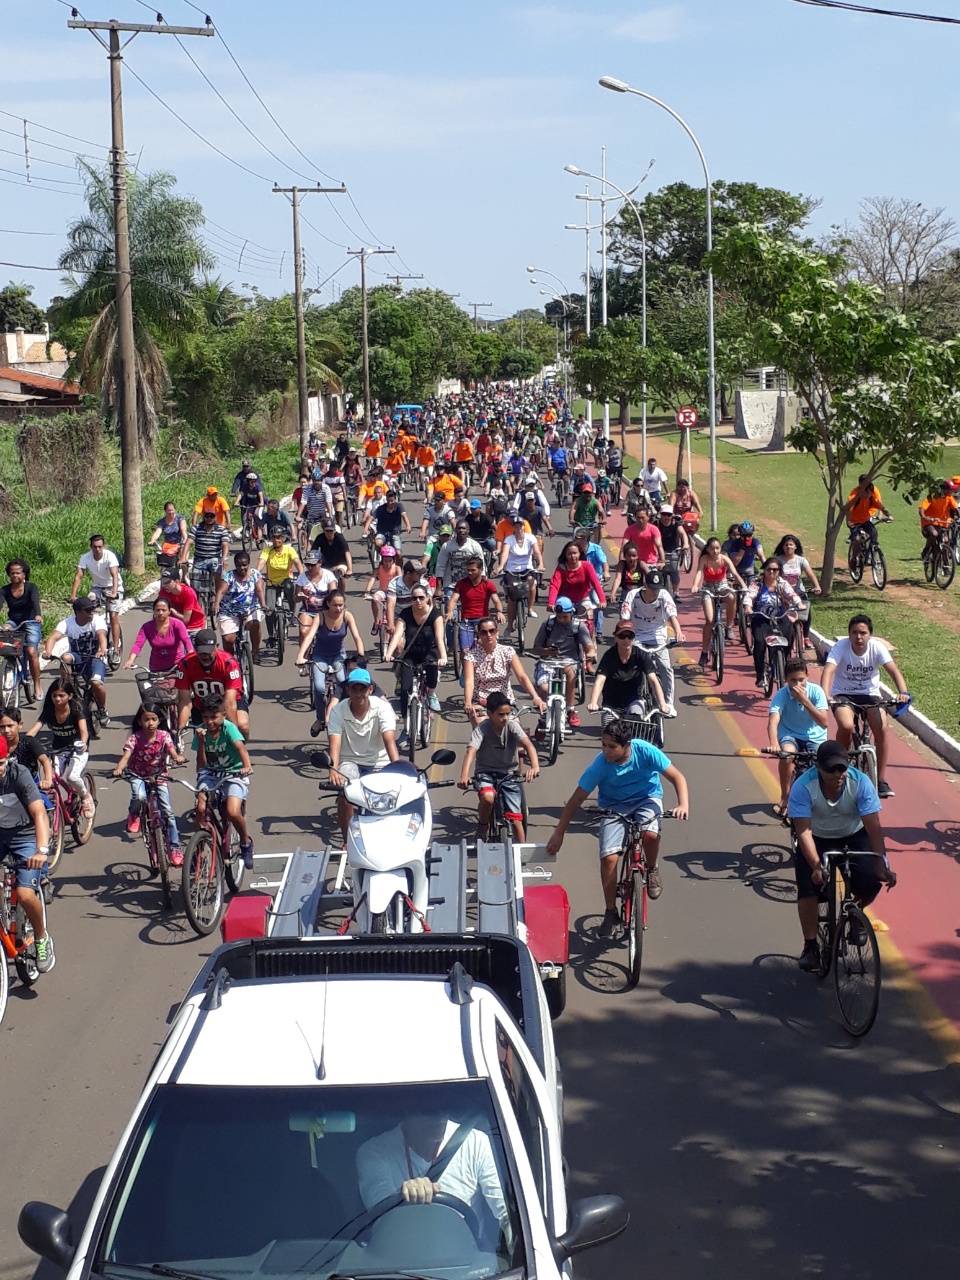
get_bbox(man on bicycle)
[620,569,684,716]
[258,527,303,643]
[918,480,959,552]
[194,692,255,869]
[182,509,230,588]
[845,474,891,547]
[820,613,910,798]
[0,734,54,973]
[788,738,895,973]
[299,476,335,544]
[231,460,264,532]
[72,534,123,666]
[546,717,689,937]
[446,557,505,659]
[532,596,596,732]
[175,628,249,740]
[656,505,690,599]
[256,496,294,544]
[42,598,109,724]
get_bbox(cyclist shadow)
[72,861,196,941]
[567,911,636,996]
[666,840,794,905]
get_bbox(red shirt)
[175,650,242,706]
[454,576,498,621]
[622,522,663,565]
[476,432,491,459]
[159,582,204,631]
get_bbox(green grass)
[0,442,300,633]
[615,431,960,734]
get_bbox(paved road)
[1,509,959,1280]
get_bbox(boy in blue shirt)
[546,719,689,938]
[767,657,829,819]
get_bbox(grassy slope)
[617,430,960,733]
[1,443,300,632]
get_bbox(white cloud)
[515,5,686,44]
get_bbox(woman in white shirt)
[495,515,544,634]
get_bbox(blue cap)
[555,596,575,614]
[346,668,372,687]
[470,499,482,509]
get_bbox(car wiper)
[97,1263,232,1280]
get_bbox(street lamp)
[599,74,717,531]
[565,164,649,462]
[565,205,597,434]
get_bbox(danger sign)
[676,406,698,428]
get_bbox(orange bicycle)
[0,854,46,1024]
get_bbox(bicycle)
[735,585,754,655]
[44,743,97,870]
[175,773,247,936]
[239,506,260,555]
[600,808,677,987]
[262,583,292,666]
[298,659,339,732]
[189,563,219,624]
[828,696,908,790]
[57,652,105,742]
[131,665,182,752]
[0,627,32,709]
[554,471,569,510]
[0,854,48,1021]
[363,595,391,664]
[800,843,891,1037]
[606,468,622,508]
[704,586,728,685]
[481,763,531,846]
[921,518,956,590]
[502,570,538,655]
[538,657,583,767]
[398,658,438,759]
[847,515,890,591]
[107,768,181,911]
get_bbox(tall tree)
[0,283,45,334]
[53,163,213,456]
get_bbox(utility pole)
[273,184,347,453]
[347,247,394,425]
[387,273,424,291]
[68,15,213,574]
[468,302,492,332]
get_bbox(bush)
[16,410,108,507]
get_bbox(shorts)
[0,828,47,892]
[599,797,663,859]
[778,735,823,751]
[833,693,882,710]
[794,828,882,901]
[189,696,249,727]
[458,618,480,651]
[534,659,575,688]
[77,655,107,685]
[14,621,42,649]
[91,585,124,613]
[220,609,263,636]
[197,767,249,803]
[474,771,522,822]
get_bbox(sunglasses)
[411,594,428,602]
[821,764,849,775]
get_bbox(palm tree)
[55,162,213,457]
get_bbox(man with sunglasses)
[787,738,896,973]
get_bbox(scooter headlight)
[361,784,400,813]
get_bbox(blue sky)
[2,0,959,321]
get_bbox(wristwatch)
[37,845,49,854]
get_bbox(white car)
[20,934,627,1280]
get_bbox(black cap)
[320,517,334,529]
[816,740,849,770]
[194,628,218,652]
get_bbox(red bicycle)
[0,854,47,1024]
[175,774,247,936]
[45,744,97,873]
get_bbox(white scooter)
[314,748,456,934]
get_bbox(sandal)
[310,721,323,738]
[772,802,789,823]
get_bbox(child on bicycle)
[545,718,689,938]
[193,693,254,868]
[458,691,539,844]
[113,700,185,864]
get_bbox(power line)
[0,144,82,172]
[0,106,109,153]
[0,227,62,235]
[0,259,64,272]
[0,173,81,196]
[788,0,960,21]
[0,163,82,187]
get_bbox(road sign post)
[675,407,698,493]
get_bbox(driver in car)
[356,1109,510,1249]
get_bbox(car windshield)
[95,1081,524,1280]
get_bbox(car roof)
[173,978,478,1088]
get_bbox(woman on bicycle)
[28,677,94,817]
[691,537,745,668]
[296,589,364,739]
[295,552,339,649]
[744,559,802,686]
[0,558,43,703]
[774,534,821,642]
[463,618,545,729]
[124,598,193,674]
[547,540,606,629]
[384,582,447,723]
[609,542,645,605]
[588,619,669,724]
[363,544,401,636]
[113,700,184,861]
[669,477,702,533]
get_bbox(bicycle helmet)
[380,545,397,557]
[740,520,755,535]
[270,526,286,538]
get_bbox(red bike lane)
[598,492,960,1052]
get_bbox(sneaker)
[663,703,677,718]
[125,813,141,836]
[81,794,95,818]
[646,865,663,899]
[528,609,538,619]
[240,840,254,870]
[99,711,111,728]
[370,622,379,636]
[725,625,734,640]
[169,847,184,868]
[35,933,56,975]
[427,692,441,711]
[877,779,895,799]
[598,908,621,940]
[568,711,581,729]
[698,652,708,668]
[799,940,821,972]
[755,677,765,687]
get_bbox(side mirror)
[311,749,332,769]
[18,1203,75,1272]
[430,748,457,768]
[553,1195,629,1261]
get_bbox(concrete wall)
[734,390,778,442]
[768,394,802,451]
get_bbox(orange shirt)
[385,451,405,475]
[194,494,231,527]
[402,433,418,458]
[416,445,436,467]
[847,485,882,526]
[920,494,959,526]
[454,440,475,462]
[364,438,382,458]
[496,517,531,542]
[358,480,381,504]
[429,473,464,502]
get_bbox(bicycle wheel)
[0,945,8,1026]
[241,517,253,555]
[923,545,936,583]
[771,646,786,694]
[547,705,561,767]
[935,543,955,589]
[792,621,806,661]
[848,543,864,583]
[739,604,753,655]
[816,892,834,979]
[953,528,960,567]
[85,691,100,742]
[543,967,566,1019]
[239,642,255,703]
[276,614,286,665]
[71,773,96,846]
[713,623,724,685]
[515,598,527,656]
[377,622,387,663]
[575,664,585,705]
[859,744,879,791]
[681,543,693,574]
[14,903,38,986]
[46,801,65,873]
[627,869,644,987]
[833,905,881,1036]
[152,824,174,910]
[182,829,224,936]
[451,628,462,681]
[407,697,421,761]
[871,546,887,591]
[224,825,245,894]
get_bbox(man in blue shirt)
[767,657,829,819]
[547,444,568,480]
[788,738,896,972]
[546,719,689,938]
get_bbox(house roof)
[0,367,80,396]
[22,340,68,363]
